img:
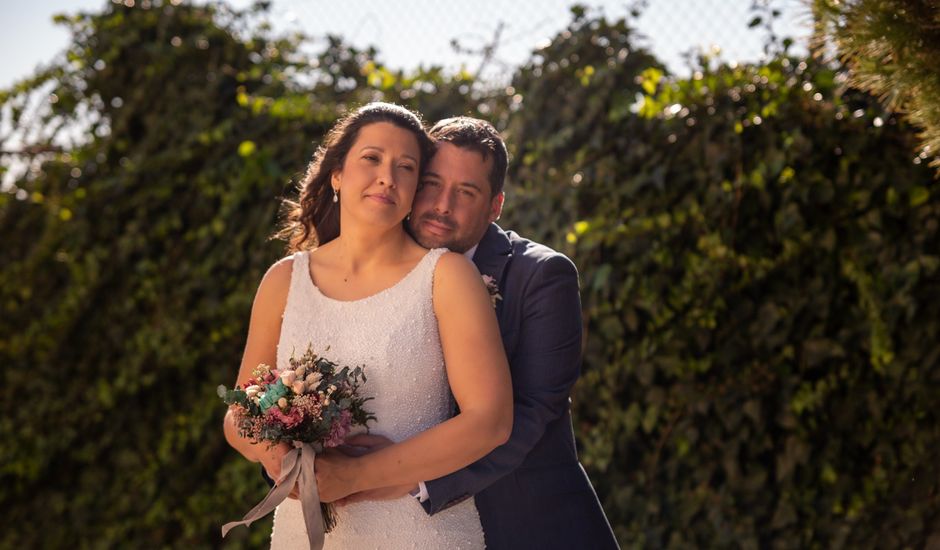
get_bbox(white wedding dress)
[270,248,486,549]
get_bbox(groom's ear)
[488,192,504,222]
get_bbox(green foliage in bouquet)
[218,384,259,415]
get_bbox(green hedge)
[1,3,937,548]
[499,12,940,547]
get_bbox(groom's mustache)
[418,212,456,230]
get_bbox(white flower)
[481,275,502,308]
[245,385,262,398]
[277,397,288,409]
[280,371,296,386]
[305,372,322,387]
[292,380,307,395]
[294,366,306,378]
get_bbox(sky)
[0,0,813,90]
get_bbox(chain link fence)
[254,0,814,83]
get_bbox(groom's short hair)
[428,117,508,198]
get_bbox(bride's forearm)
[352,409,511,493]
[224,408,262,462]
[224,410,292,482]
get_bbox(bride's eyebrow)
[358,146,418,164]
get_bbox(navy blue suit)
[422,224,618,549]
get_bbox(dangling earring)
[332,188,339,203]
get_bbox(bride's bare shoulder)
[432,251,483,301]
[256,253,298,302]
[433,250,478,275]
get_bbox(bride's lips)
[365,193,395,205]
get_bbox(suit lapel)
[472,224,512,318]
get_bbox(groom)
[343,116,619,549]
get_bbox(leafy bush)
[812,0,940,171]
[1,3,938,548]
[499,12,940,547]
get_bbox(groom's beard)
[420,212,456,231]
[410,212,474,253]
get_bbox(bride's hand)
[259,441,292,481]
[259,442,300,499]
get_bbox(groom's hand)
[314,449,362,503]
[336,483,418,506]
[333,434,417,506]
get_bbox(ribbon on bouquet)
[222,442,326,549]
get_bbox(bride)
[223,102,512,548]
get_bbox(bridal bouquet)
[219,346,373,547]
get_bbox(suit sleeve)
[421,253,583,515]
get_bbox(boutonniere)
[481,275,502,308]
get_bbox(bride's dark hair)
[277,102,432,252]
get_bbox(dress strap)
[423,248,448,288]
[427,247,448,263]
[289,251,311,297]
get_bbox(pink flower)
[324,410,353,448]
[266,405,304,429]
